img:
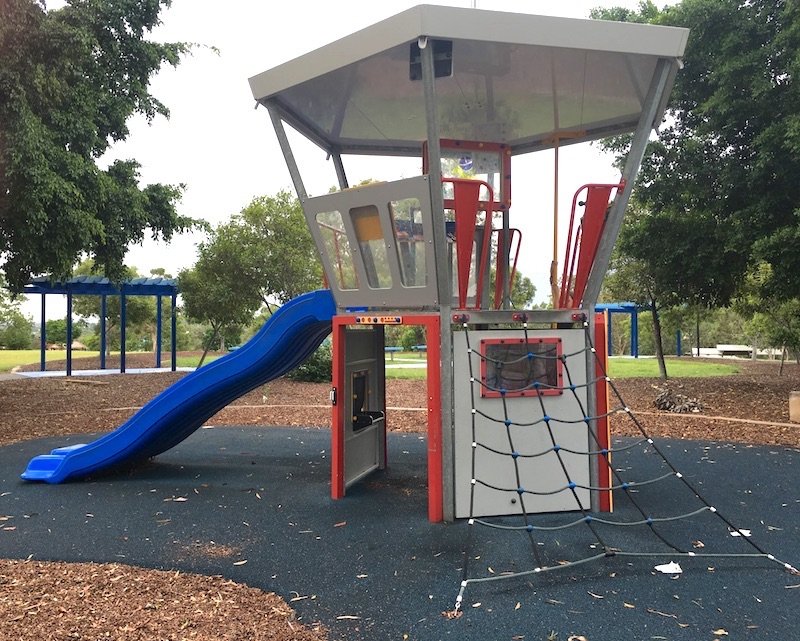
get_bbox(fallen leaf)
[712,629,729,636]
[232,560,247,566]
[472,602,481,608]
[334,521,347,528]
[441,609,462,619]
[336,615,361,620]
[623,602,635,609]
[515,601,521,610]
[587,591,604,599]
[692,540,705,548]
[567,636,588,641]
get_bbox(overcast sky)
[27,0,643,320]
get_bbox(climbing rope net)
[454,317,797,610]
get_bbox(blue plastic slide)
[21,289,336,483]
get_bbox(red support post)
[331,318,347,500]
[594,311,613,512]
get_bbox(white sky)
[25,0,643,321]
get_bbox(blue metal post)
[676,329,682,357]
[120,292,127,374]
[40,295,46,371]
[100,295,107,370]
[631,308,639,358]
[156,295,163,368]
[171,291,177,372]
[606,311,613,356]
[66,290,73,377]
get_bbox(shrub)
[288,342,332,382]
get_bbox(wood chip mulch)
[2,353,800,640]
[0,559,326,641]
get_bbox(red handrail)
[443,178,495,309]
[559,182,624,308]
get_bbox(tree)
[0,276,33,348]
[509,273,536,310]
[594,0,800,304]
[0,0,198,292]
[71,260,159,353]
[179,229,263,365]
[233,191,323,307]
[0,310,33,349]
[44,318,82,345]
[603,245,669,379]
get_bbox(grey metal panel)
[249,5,689,101]
[453,329,591,518]
[302,176,440,310]
[344,327,386,488]
[454,309,588,326]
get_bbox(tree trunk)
[779,345,786,376]
[695,309,700,358]
[197,325,220,368]
[651,296,668,380]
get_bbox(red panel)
[422,315,443,522]
[559,182,624,308]
[571,185,614,306]
[331,319,347,500]
[594,312,613,512]
[452,180,481,309]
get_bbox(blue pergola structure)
[23,276,178,376]
[596,302,650,358]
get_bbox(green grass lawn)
[607,357,739,378]
[385,366,427,380]
[0,349,101,372]
[174,354,211,368]
[2,348,737,381]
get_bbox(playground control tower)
[249,5,688,522]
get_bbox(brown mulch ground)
[2,354,799,640]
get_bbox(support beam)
[421,37,454,521]
[66,290,73,377]
[39,295,46,372]
[331,151,349,190]
[171,292,177,372]
[267,102,308,201]
[582,58,674,306]
[156,295,163,368]
[100,295,107,370]
[120,293,127,374]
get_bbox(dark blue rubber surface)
[1,430,798,641]
[20,289,335,483]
